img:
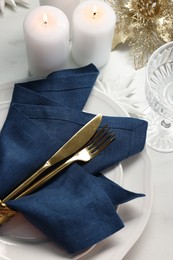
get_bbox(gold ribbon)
[0,201,16,225]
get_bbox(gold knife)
[2,114,102,202]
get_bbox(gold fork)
[0,125,115,224]
[1,114,102,203]
[12,125,115,200]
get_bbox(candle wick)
[92,6,98,19]
[43,13,48,26]
[92,11,97,19]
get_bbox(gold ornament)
[106,0,173,69]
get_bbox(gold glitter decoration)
[0,201,16,225]
[106,0,173,69]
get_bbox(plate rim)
[0,83,153,260]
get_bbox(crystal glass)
[144,41,173,152]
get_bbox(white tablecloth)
[0,1,173,259]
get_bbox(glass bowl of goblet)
[144,41,173,152]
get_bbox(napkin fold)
[0,64,148,254]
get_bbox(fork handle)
[15,155,77,199]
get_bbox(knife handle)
[2,162,50,202]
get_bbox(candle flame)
[92,5,98,18]
[43,13,48,26]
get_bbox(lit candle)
[72,1,116,69]
[39,0,80,38]
[23,6,69,77]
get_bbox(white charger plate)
[0,84,152,260]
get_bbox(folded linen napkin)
[0,64,148,254]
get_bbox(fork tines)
[87,124,115,154]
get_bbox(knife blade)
[48,114,102,165]
[2,114,102,202]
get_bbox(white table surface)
[1,1,173,260]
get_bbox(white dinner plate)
[0,84,152,260]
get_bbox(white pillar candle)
[23,6,69,77]
[39,0,80,38]
[72,0,116,69]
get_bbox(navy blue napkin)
[0,64,148,254]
